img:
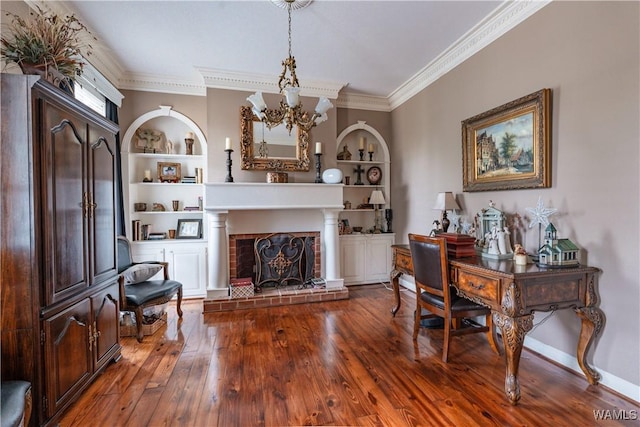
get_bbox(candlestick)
[225,149,234,182]
[315,142,322,154]
[358,148,365,161]
[368,152,373,161]
[225,137,232,151]
[315,153,323,183]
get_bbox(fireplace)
[204,182,345,299]
[230,232,320,290]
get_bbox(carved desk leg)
[574,271,603,385]
[390,269,402,316]
[575,306,603,384]
[494,311,534,405]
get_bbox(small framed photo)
[176,219,202,239]
[157,162,181,183]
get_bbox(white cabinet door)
[166,243,207,298]
[365,235,394,283]
[340,236,366,284]
[130,241,207,298]
[130,243,165,280]
[339,234,394,285]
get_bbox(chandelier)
[247,0,333,134]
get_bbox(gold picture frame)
[157,162,181,183]
[462,88,551,192]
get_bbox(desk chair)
[117,236,183,342]
[409,233,500,362]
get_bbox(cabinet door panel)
[340,238,366,284]
[42,101,88,305]
[91,282,120,369]
[366,237,393,282]
[167,245,207,297]
[88,126,117,285]
[43,298,92,418]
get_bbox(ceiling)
[49,0,547,110]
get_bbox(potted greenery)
[1,6,94,92]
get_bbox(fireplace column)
[207,210,229,295]
[323,209,341,280]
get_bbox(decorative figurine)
[537,223,580,267]
[337,145,352,160]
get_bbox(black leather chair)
[1,381,32,427]
[409,233,500,362]
[117,236,183,342]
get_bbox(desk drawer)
[394,251,413,273]
[457,270,500,305]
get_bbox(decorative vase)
[322,168,343,184]
[19,63,73,94]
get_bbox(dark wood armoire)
[1,74,122,426]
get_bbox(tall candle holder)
[368,150,374,161]
[314,153,323,183]
[225,149,234,182]
[358,148,365,161]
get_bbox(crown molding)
[336,93,391,112]
[118,73,207,97]
[387,0,552,110]
[197,67,345,99]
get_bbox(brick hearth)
[203,286,349,313]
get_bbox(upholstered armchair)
[117,236,183,342]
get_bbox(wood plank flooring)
[59,284,638,426]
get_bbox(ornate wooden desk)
[391,244,603,405]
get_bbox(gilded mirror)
[240,106,311,171]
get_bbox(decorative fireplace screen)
[254,233,314,289]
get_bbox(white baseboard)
[399,276,640,403]
[524,336,640,403]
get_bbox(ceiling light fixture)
[247,0,333,134]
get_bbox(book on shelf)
[181,176,196,183]
[131,220,141,241]
[183,206,201,211]
[147,232,166,240]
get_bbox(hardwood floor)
[60,284,638,426]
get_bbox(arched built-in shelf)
[121,105,209,298]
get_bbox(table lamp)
[433,191,460,232]
[370,190,386,233]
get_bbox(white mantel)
[204,183,344,297]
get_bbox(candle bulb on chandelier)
[315,142,322,154]
[225,137,232,151]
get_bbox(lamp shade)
[433,192,460,211]
[370,190,386,205]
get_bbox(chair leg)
[135,307,145,343]
[442,315,452,363]
[413,297,421,340]
[176,287,184,318]
[486,312,501,355]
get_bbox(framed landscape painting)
[462,88,551,192]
